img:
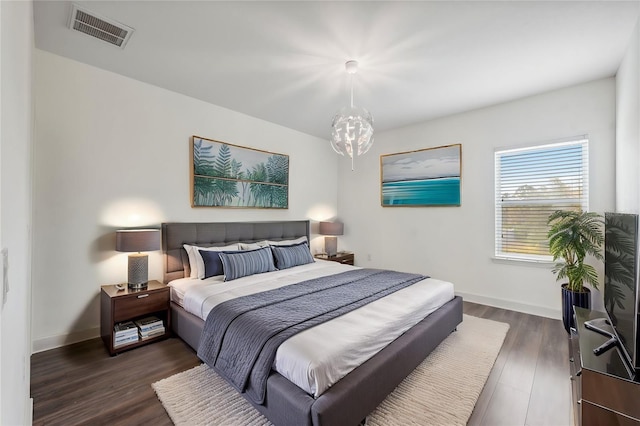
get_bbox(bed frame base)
[171,295,463,426]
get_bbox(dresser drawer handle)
[137,294,149,299]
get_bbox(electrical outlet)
[367,253,372,261]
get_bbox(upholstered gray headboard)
[161,220,310,283]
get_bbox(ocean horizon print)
[382,176,461,205]
[381,144,461,207]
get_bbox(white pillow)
[183,244,199,278]
[238,237,307,250]
[238,241,269,250]
[183,243,239,279]
[267,236,308,246]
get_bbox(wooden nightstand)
[314,252,355,265]
[100,280,171,355]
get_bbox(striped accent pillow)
[271,242,315,270]
[218,246,276,281]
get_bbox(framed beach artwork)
[191,135,289,208]
[381,144,462,207]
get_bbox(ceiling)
[33,1,639,140]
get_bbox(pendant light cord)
[349,73,355,170]
[350,73,354,108]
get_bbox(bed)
[162,220,463,426]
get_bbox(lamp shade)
[319,221,344,236]
[116,229,160,252]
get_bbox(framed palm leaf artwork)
[191,136,289,208]
[381,144,462,207]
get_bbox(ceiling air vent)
[68,4,134,48]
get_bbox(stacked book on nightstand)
[135,316,165,340]
[113,321,139,348]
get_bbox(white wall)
[338,78,616,318]
[32,49,338,351]
[616,19,640,212]
[1,1,33,424]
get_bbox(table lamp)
[116,229,160,289]
[319,221,344,257]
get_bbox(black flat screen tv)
[604,212,640,374]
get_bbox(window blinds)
[495,138,589,260]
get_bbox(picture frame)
[380,144,462,207]
[191,135,289,208]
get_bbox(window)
[495,137,589,261]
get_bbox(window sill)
[492,256,555,268]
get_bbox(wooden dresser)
[570,307,640,425]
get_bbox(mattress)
[170,260,454,397]
[169,275,222,307]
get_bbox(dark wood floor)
[464,302,572,426]
[30,302,572,425]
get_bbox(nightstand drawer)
[337,254,354,265]
[314,252,355,265]
[113,290,169,322]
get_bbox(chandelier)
[330,60,374,170]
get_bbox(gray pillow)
[218,246,276,281]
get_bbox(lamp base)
[128,253,149,289]
[324,236,338,257]
[128,282,148,290]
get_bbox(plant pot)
[561,284,591,333]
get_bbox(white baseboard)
[456,291,561,320]
[32,327,100,354]
[26,397,33,426]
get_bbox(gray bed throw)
[197,268,427,404]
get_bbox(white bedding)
[170,260,454,397]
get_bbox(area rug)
[153,314,509,426]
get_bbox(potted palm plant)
[547,210,604,332]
